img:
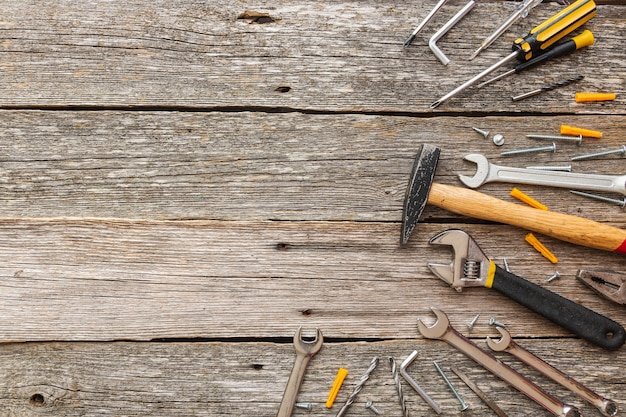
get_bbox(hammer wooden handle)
[428,183,626,254]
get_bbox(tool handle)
[514,30,594,74]
[513,0,596,61]
[490,265,626,350]
[427,183,626,254]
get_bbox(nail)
[433,361,469,411]
[526,134,582,145]
[546,271,560,283]
[467,313,480,329]
[501,142,556,156]
[472,127,489,138]
[570,190,626,207]
[571,145,626,161]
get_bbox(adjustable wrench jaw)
[428,229,492,292]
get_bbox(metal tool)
[572,145,626,161]
[400,350,442,414]
[469,0,543,60]
[430,0,596,108]
[400,144,626,254]
[450,366,509,417]
[429,0,475,65]
[459,153,626,196]
[427,229,626,350]
[417,308,581,416]
[477,32,593,89]
[389,357,409,417]
[570,190,626,207]
[433,361,469,410]
[404,0,449,47]
[577,270,626,305]
[277,327,324,417]
[487,326,618,416]
[512,75,585,101]
[336,356,379,417]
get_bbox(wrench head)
[458,154,490,188]
[417,307,451,339]
[485,326,512,352]
[428,229,491,291]
[293,327,324,357]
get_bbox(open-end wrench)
[277,327,323,417]
[417,308,582,417]
[459,154,626,196]
[487,327,618,417]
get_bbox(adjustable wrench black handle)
[490,265,626,350]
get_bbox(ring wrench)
[487,327,618,416]
[459,153,626,196]
[277,327,323,417]
[418,308,581,417]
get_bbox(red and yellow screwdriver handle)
[514,0,597,61]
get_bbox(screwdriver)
[478,30,594,88]
[430,0,596,109]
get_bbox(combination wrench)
[459,153,626,196]
[487,327,617,417]
[277,327,323,417]
[418,308,582,417]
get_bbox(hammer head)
[401,144,440,244]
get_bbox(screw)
[501,142,556,157]
[295,402,313,411]
[492,134,505,146]
[502,258,510,272]
[571,145,626,161]
[433,361,469,411]
[365,400,382,415]
[526,165,572,172]
[488,317,506,327]
[570,190,626,207]
[546,271,560,283]
[472,127,489,138]
[467,313,480,330]
[526,134,583,145]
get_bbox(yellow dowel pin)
[326,367,349,408]
[575,92,616,102]
[510,188,548,211]
[560,124,602,139]
[525,233,558,264]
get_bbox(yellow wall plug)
[326,367,349,408]
[525,233,558,264]
[560,124,602,139]
[511,188,548,210]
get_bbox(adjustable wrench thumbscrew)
[277,327,324,417]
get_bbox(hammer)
[401,144,626,255]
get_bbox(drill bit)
[512,75,584,101]
[335,356,379,417]
[389,357,409,417]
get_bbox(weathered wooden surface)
[0,0,624,416]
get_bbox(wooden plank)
[0,111,624,222]
[1,339,623,416]
[1,219,624,342]
[0,1,623,112]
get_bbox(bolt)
[501,142,556,157]
[433,361,469,411]
[571,145,626,161]
[526,134,583,145]
[570,190,626,207]
[492,134,505,146]
[546,271,560,283]
[365,400,382,415]
[467,313,480,330]
[526,165,572,172]
[295,402,313,411]
[488,317,505,327]
[472,127,489,138]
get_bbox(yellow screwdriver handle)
[514,0,596,61]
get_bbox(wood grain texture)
[0,1,622,112]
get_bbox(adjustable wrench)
[277,327,323,417]
[487,327,617,417]
[418,308,581,417]
[459,153,626,196]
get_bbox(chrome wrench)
[417,308,581,417]
[487,327,617,417]
[277,327,324,417]
[459,154,626,196]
